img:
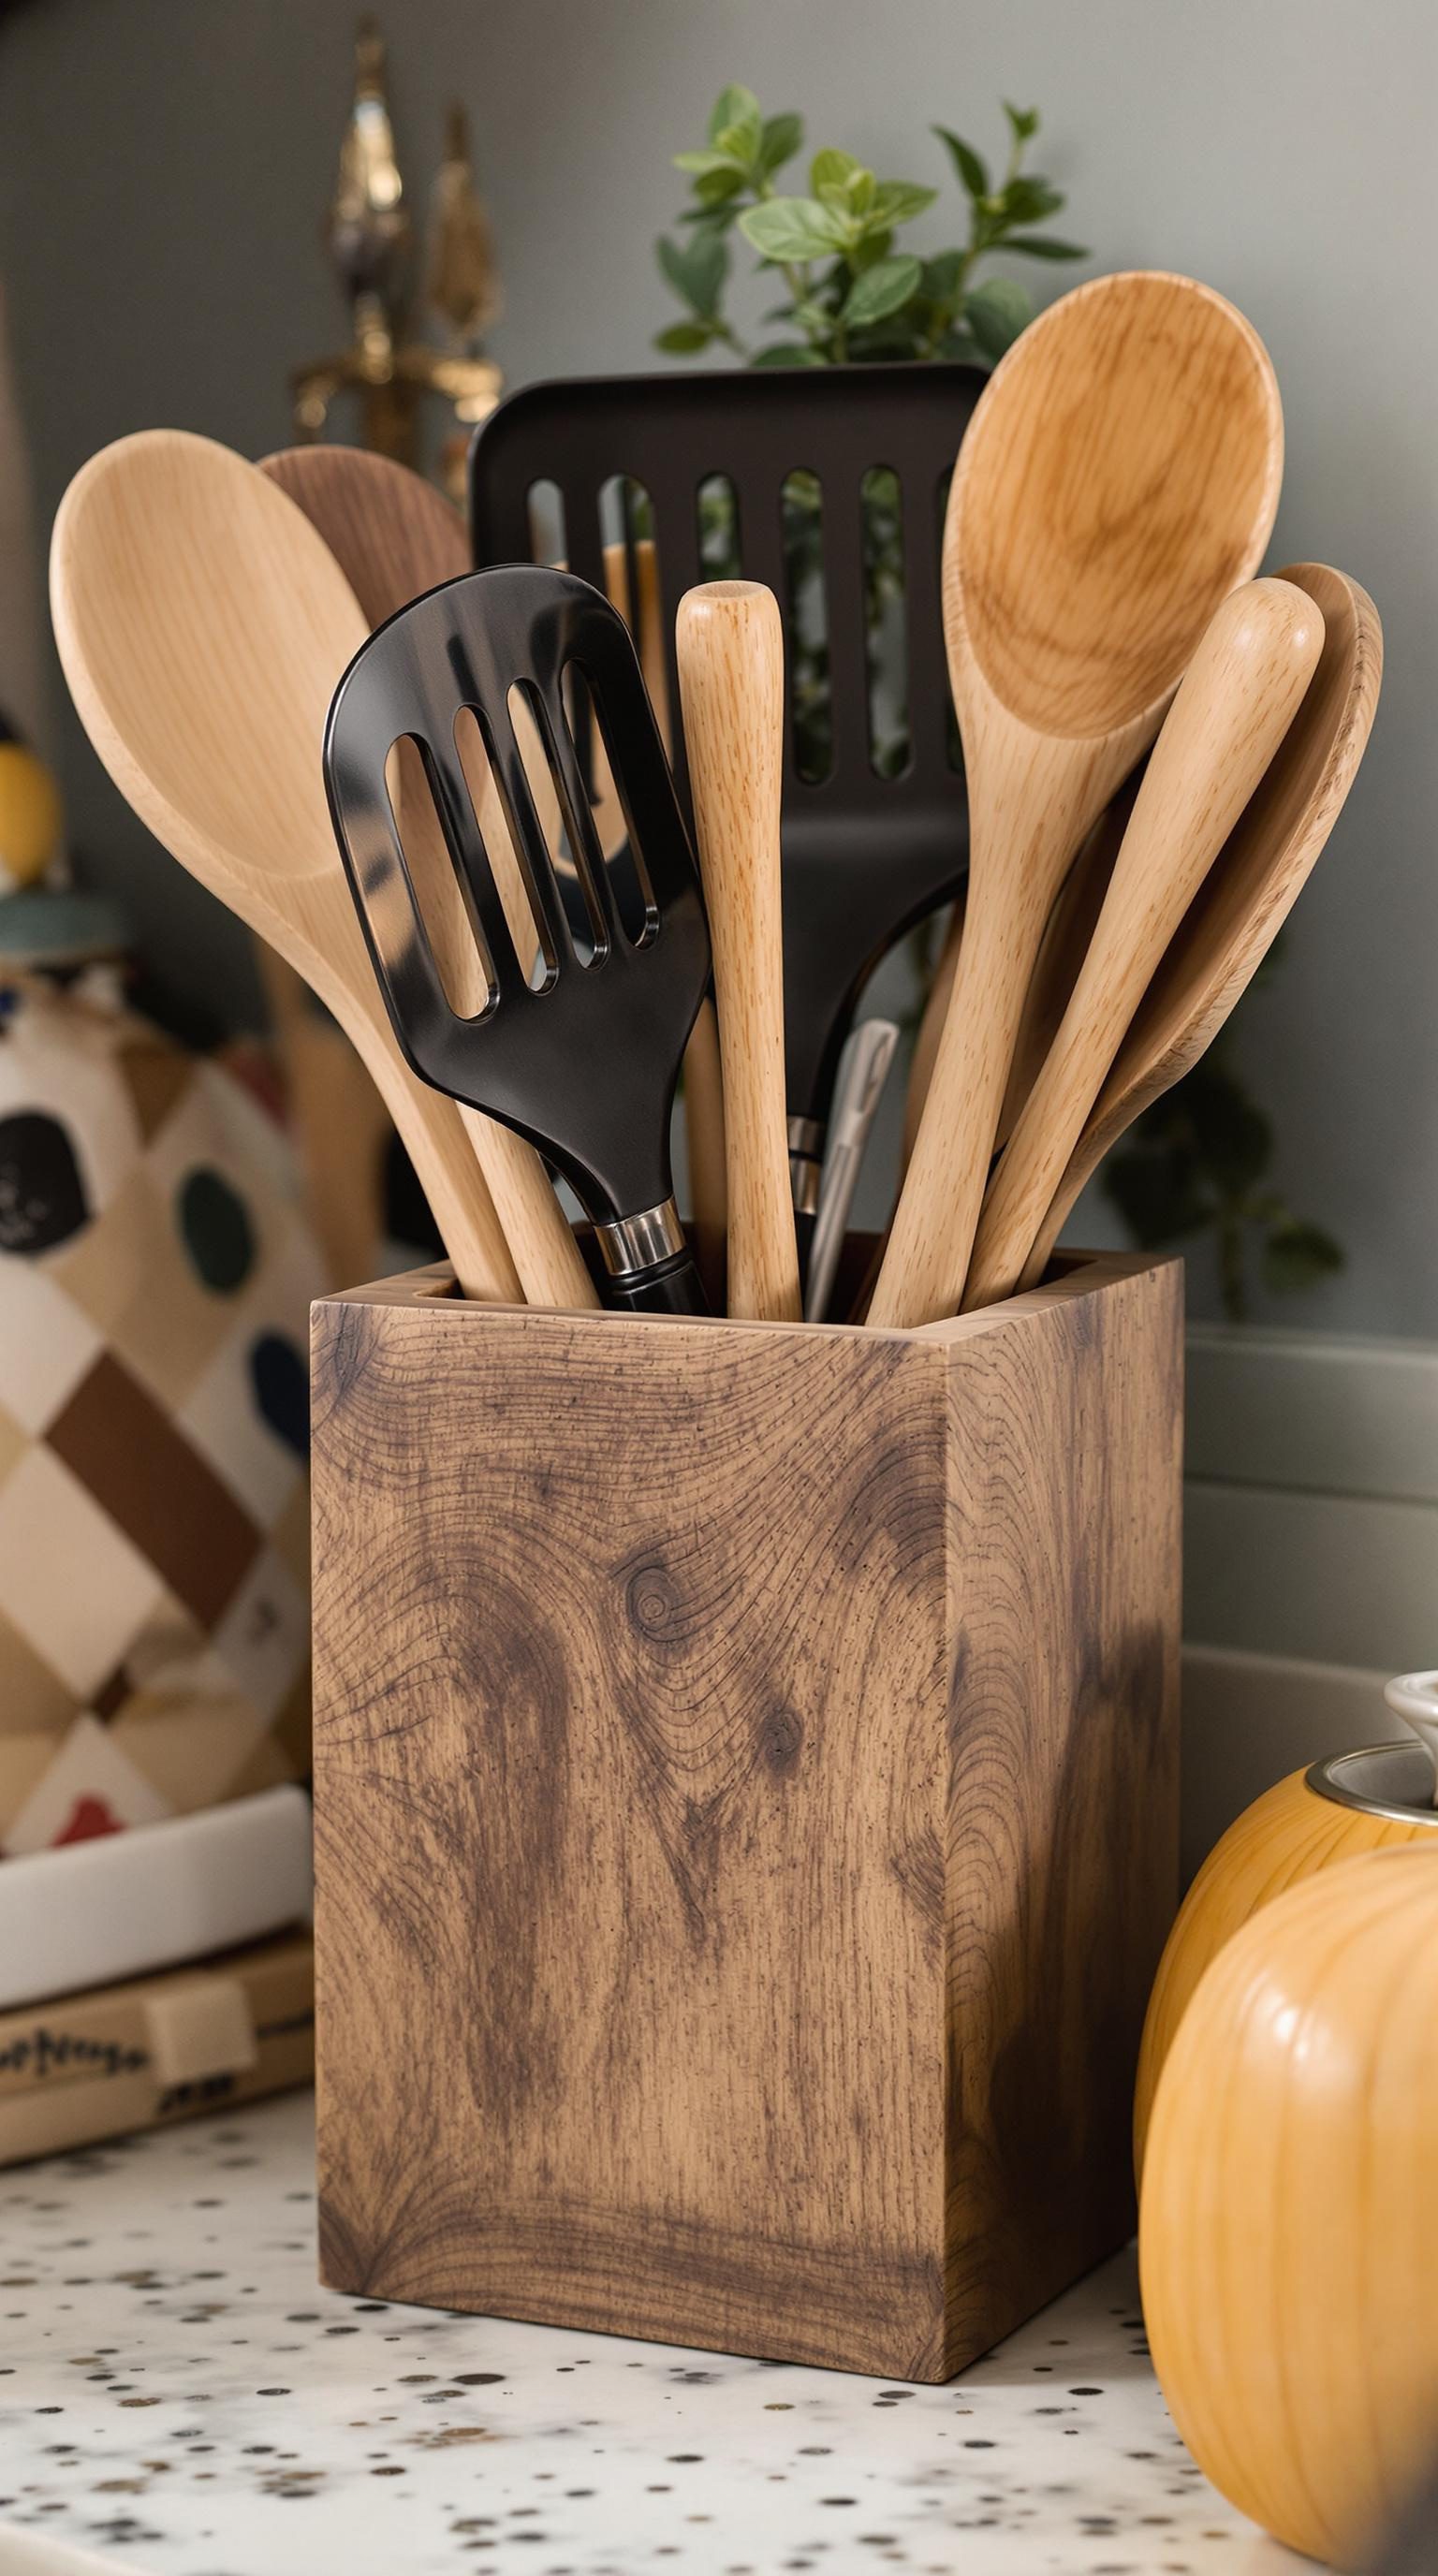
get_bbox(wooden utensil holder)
[310,1247,1181,2381]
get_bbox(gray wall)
[1,0,1433,1330]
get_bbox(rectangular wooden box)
[310,1248,1181,2381]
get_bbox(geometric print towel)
[0,968,321,1854]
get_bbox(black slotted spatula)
[323,564,712,1315]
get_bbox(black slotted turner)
[468,362,985,1228]
[323,564,712,1316]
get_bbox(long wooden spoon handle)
[868,853,1061,1331]
[901,901,962,1169]
[676,580,800,1324]
[965,578,1324,1309]
[366,1051,521,1303]
[457,1107,595,1310]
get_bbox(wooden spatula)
[675,581,800,1323]
[1023,563,1381,1283]
[869,271,1284,1329]
[963,578,1325,1310]
[49,429,521,1302]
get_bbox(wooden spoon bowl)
[49,429,520,1301]
[871,271,1284,1329]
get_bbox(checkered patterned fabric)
[0,970,319,1855]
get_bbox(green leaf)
[714,109,764,167]
[707,83,760,145]
[870,180,938,227]
[750,342,828,369]
[654,319,715,355]
[657,228,729,316]
[739,196,848,261]
[1183,1061,1272,1195]
[843,252,923,329]
[1003,101,1040,144]
[1004,232,1089,260]
[963,275,1032,359]
[933,126,989,199]
[674,148,741,177]
[788,296,835,335]
[995,176,1064,226]
[692,166,747,208]
[847,227,895,271]
[811,146,862,198]
[1102,1147,1211,1248]
[759,111,803,173]
[1261,1217,1345,1295]
[921,249,966,301]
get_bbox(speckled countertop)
[0,2091,1300,2576]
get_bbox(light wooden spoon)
[259,446,596,1312]
[964,577,1324,1310]
[1023,563,1381,1282]
[49,428,521,1302]
[869,270,1284,1329]
[676,580,800,1323]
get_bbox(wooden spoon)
[259,446,596,1312]
[901,794,1129,1173]
[49,428,521,1302]
[964,577,1324,1310]
[676,580,800,1323]
[869,270,1284,1329]
[1023,563,1381,1281]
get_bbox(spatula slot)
[524,476,566,569]
[453,705,558,994]
[383,734,499,1022]
[859,465,912,783]
[933,464,962,774]
[779,469,833,785]
[697,474,742,582]
[562,663,657,953]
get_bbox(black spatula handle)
[604,1251,709,1318]
[593,1194,709,1316]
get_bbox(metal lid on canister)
[1308,1742,1438,1824]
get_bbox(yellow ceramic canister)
[1140,1843,1438,2569]
[1134,1673,1438,2175]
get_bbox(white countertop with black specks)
[0,2092,1302,2576]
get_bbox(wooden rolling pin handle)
[676,580,800,1325]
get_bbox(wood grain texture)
[964,578,1323,1309]
[311,1248,1181,2378]
[873,271,1282,1331]
[254,942,389,1291]
[1140,1849,1438,2568]
[49,430,520,1303]
[676,581,800,1323]
[1029,564,1382,1276]
[260,445,595,1314]
[1133,1762,1431,2175]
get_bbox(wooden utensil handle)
[965,579,1324,1310]
[367,1051,521,1303]
[868,862,1054,1330]
[676,580,800,1325]
[458,1109,596,1310]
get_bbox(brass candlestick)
[292,19,503,502]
